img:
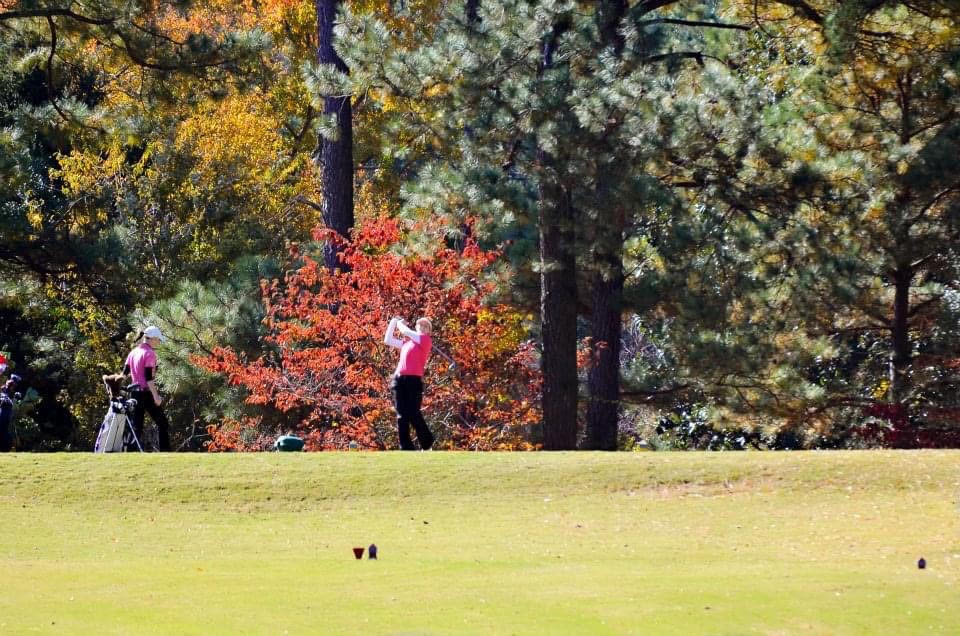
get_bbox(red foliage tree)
[194,217,541,450]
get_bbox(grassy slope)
[0,451,957,635]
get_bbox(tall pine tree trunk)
[537,17,578,450]
[886,94,916,410]
[584,224,624,450]
[316,0,354,270]
[583,0,628,450]
[889,265,912,404]
[540,180,579,450]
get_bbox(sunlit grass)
[0,451,957,634]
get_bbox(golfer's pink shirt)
[125,343,157,389]
[397,334,431,377]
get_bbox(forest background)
[1,0,958,451]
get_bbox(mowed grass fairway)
[0,451,957,635]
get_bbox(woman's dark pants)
[132,390,171,451]
[392,375,434,450]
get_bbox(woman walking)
[123,326,171,451]
[384,316,434,450]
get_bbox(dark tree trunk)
[536,17,578,450]
[889,265,912,404]
[596,0,627,54]
[466,0,480,25]
[539,182,579,450]
[584,246,623,450]
[583,0,628,450]
[316,0,354,270]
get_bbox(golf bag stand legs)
[126,416,143,452]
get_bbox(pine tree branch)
[636,18,751,31]
[292,105,316,154]
[633,0,682,17]
[808,396,880,411]
[620,384,690,404]
[643,51,706,66]
[114,30,232,71]
[0,8,115,25]
[907,252,936,272]
[44,15,69,122]
[129,18,188,47]
[908,295,941,318]
[775,0,824,25]
[44,15,106,133]
[501,138,522,173]
[813,325,889,335]
[906,186,960,228]
[169,304,217,357]
[642,51,733,68]
[775,0,901,39]
[292,195,324,213]
[0,238,79,275]
[908,111,958,140]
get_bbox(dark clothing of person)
[0,391,13,452]
[392,375,433,450]
[131,389,171,451]
[122,364,154,386]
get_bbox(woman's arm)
[147,379,162,406]
[384,318,404,349]
[145,367,161,405]
[396,320,422,345]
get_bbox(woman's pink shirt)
[125,343,157,389]
[396,334,431,376]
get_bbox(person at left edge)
[0,374,20,452]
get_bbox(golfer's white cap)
[143,325,167,342]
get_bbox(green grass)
[1,451,958,635]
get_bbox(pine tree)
[759,0,960,443]
[340,0,761,448]
[631,1,960,447]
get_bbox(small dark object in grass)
[368,544,377,559]
[275,435,304,452]
[353,547,364,559]
[918,558,926,569]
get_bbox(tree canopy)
[1,0,957,450]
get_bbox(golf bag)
[94,376,142,453]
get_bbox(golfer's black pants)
[132,390,171,451]
[392,375,433,450]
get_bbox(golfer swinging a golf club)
[384,316,434,451]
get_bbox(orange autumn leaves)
[195,217,542,451]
